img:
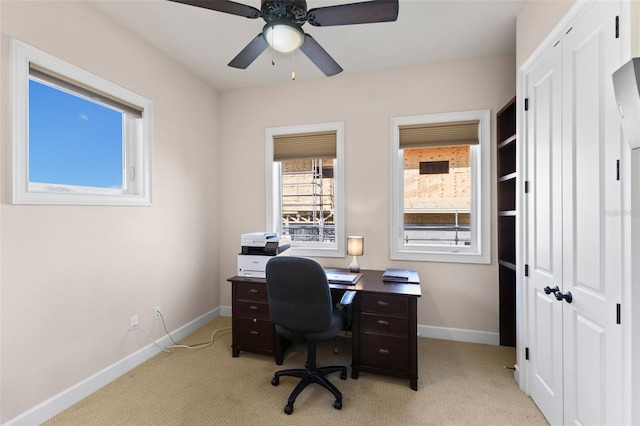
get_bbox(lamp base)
[349,256,360,273]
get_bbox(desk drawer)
[235,281,268,302]
[235,317,274,350]
[359,312,408,334]
[359,332,409,373]
[235,300,270,319]
[359,293,408,316]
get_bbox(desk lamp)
[347,236,364,273]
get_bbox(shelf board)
[498,260,517,271]
[498,135,516,149]
[498,210,516,217]
[498,172,516,183]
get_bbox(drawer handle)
[377,320,389,326]
[249,305,259,311]
[249,288,259,294]
[378,348,390,356]
[377,301,389,307]
[250,331,260,335]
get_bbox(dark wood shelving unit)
[497,97,517,347]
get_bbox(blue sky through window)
[28,79,123,188]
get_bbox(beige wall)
[218,54,516,334]
[516,0,576,67]
[0,1,219,421]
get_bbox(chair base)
[270,342,347,415]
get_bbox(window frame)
[11,38,153,206]
[390,109,491,264]
[266,122,345,258]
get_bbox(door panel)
[561,1,622,424]
[526,43,564,426]
[533,290,560,393]
[574,313,605,424]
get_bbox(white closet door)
[560,0,622,424]
[526,43,564,426]
[524,1,623,424]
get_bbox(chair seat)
[275,310,345,343]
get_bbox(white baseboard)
[6,308,224,426]
[418,324,500,346]
[219,305,232,317]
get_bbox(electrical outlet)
[130,315,139,330]
[154,306,161,320]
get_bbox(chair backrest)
[265,256,333,333]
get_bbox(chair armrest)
[336,290,357,329]
[339,290,356,307]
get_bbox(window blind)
[29,63,144,118]
[273,130,337,161]
[399,120,479,149]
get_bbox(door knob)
[544,285,560,295]
[555,291,573,303]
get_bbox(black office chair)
[265,256,354,415]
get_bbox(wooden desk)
[227,269,422,390]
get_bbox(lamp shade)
[263,21,304,53]
[347,236,364,256]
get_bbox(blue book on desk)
[383,268,417,283]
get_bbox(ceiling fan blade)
[167,0,261,19]
[307,0,398,27]
[299,34,343,77]
[228,34,269,69]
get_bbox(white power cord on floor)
[133,311,231,354]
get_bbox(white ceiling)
[88,0,526,92]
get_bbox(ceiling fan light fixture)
[263,21,304,53]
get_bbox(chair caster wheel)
[334,347,339,354]
[284,403,294,415]
[340,371,347,380]
[334,399,342,410]
[271,377,279,386]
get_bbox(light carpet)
[45,316,548,425]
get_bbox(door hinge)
[617,303,621,325]
[524,181,529,193]
[616,159,620,181]
[525,347,530,360]
[524,98,529,111]
[615,16,619,39]
[524,264,529,277]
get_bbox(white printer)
[240,232,291,255]
[237,232,291,278]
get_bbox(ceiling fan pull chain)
[270,30,275,66]
[291,51,296,80]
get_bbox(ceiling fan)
[168,0,399,77]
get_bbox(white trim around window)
[266,122,345,258]
[11,39,153,206]
[390,109,491,264]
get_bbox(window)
[11,39,153,205]
[266,122,345,257]
[390,110,490,263]
[420,160,450,175]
